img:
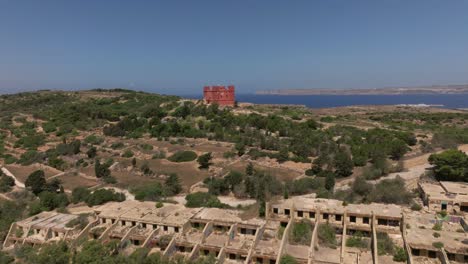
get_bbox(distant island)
[256,84,468,95]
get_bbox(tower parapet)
[203,85,235,106]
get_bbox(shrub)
[168,151,197,162]
[432,242,444,249]
[132,182,165,201]
[85,189,125,206]
[318,224,337,248]
[346,232,368,248]
[377,232,395,255]
[433,232,440,238]
[71,187,91,203]
[393,247,407,262]
[432,223,442,231]
[122,150,134,158]
[410,203,422,211]
[185,192,227,208]
[280,255,298,264]
[197,152,213,169]
[0,175,15,193]
[84,135,104,145]
[290,220,313,245]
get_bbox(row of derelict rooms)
[2,188,467,264]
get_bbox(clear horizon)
[1,0,468,94]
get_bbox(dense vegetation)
[5,240,217,264]
[429,149,468,182]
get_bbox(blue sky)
[1,0,468,94]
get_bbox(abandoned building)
[419,181,468,213]
[203,85,235,106]
[3,196,468,264]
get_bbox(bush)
[197,152,213,169]
[132,182,165,201]
[0,175,15,193]
[429,149,468,182]
[165,174,182,195]
[84,135,104,145]
[168,151,197,162]
[18,150,44,165]
[432,241,444,249]
[185,192,228,208]
[410,203,422,211]
[432,223,442,231]
[280,255,298,264]
[393,247,407,262]
[433,232,440,238]
[377,232,395,255]
[318,224,337,248]
[71,187,91,203]
[122,150,134,158]
[39,192,69,211]
[290,220,312,245]
[346,232,368,248]
[85,189,125,206]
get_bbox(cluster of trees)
[71,187,126,206]
[335,176,413,205]
[429,149,468,182]
[24,170,69,214]
[9,240,217,264]
[185,192,228,208]
[1,90,428,185]
[0,170,15,193]
[130,174,182,201]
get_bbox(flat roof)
[17,212,78,230]
[440,181,468,194]
[420,182,468,203]
[272,197,402,218]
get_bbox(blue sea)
[185,94,468,109]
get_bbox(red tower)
[203,85,235,106]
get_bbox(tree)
[25,170,46,195]
[185,192,227,208]
[85,189,125,206]
[246,162,254,176]
[235,142,245,156]
[94,160,110,178]
[131,157,137,167]
[224,171,243,191]
[428,149,468,182]
[389,139,409,160]
[165,174,182,195]
[39,191,69,211]
[352,177,373,197]
[86,147,97,158]
[0,175,15,193]
[277,147,289,163]
[334,150,354,177]
[325,172,336,191]
[72,187,91,203]
[197,152,213,169]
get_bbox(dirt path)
[1,166,25,188]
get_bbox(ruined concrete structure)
[419,181,468,213]
[203,85,235,106]
[3,197,468,264]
